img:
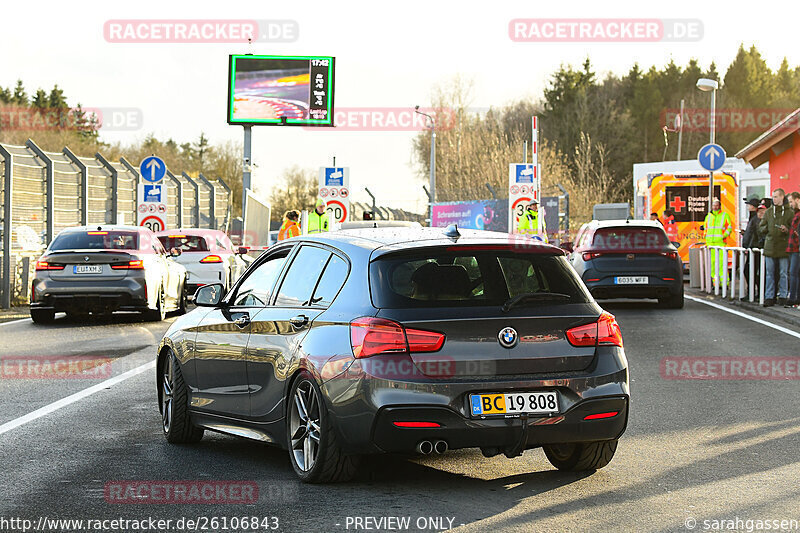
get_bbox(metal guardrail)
[0,140,232,309]
[699,245,765,305]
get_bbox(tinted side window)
[310,254,349,307]
[275,246,331,307]
[233,253,288,307]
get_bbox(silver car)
[31,225,187,323]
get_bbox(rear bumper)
[31,277,148,312]
[321,346,629,454]
[372,396,628,453]
[584,275,682,300]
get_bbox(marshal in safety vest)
[704,209,732,283]
[308,210,330,234]
[517,208,548,242]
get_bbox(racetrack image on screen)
[228,55,334,126]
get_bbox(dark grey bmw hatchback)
[157,226,630,482]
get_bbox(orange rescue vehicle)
[636,171,739,267]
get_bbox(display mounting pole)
[242,125,252,223]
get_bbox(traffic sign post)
[319,167,350,224]
[508,164,539,233]
[698,143,726,214]
[509,116,540,233]
[137,156,167,230]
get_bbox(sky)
[1,0,798,213]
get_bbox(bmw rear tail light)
[582,252,602,261]
[200,255,223,263]
[111,260,144,270]
[350,317,445,359]
[35,260,65,271]
[566,311,623,348]
[662,251,678,260]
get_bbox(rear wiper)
[501,292,571,312]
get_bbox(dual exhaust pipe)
[416,440,448,455]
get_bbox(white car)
[155,229,247,295]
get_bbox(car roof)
[290,227,565,256]
[58,225,144,233]
[584,219,665,229]
[154,228,227,237]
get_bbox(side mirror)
[169,247,182,257]
[560,242,574,253]
[237,246,248,255]
[670,241,681,249]
[194,283,226,307]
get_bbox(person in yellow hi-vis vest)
[703,198,733,285]
[308,198,330,234]
[517,200,548,242]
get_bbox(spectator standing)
[759,188,794,307]
[786,191,800,308]
[740,198,762,301]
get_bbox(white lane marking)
[0,360,156,436]
[685,295,800,340]
[0,318,32,327]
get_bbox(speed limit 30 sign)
[140,215,165,232]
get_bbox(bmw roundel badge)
[498,327,518,349]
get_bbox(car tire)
[160,349,204,444]
[543,439,618,471]
[287,371,360,483]
[144,288,166,321]
[176,280,188,315]
[30,309,55,324]
[660,285,684,309]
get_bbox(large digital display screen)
[227,54,335,126]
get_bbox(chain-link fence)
[0,140,232,309]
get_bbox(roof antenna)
[443,224,461,240]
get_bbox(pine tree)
[12,80,27,106]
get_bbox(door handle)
[289,315,309,328]
[233,314,250,328]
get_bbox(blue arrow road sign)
[698,143,726,171]
[514,164,535,183]
[140,156,166,183]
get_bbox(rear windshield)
[157,235,209,252]
[50,230,139,251]
[591,227,669,250]
[370,250,590,308]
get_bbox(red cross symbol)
[669,196,686,213]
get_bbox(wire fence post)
[96,152,118,224]
[0,145,13,309]
[182,172,200,228]
[166,171,183,228]
[63,147,88,226]
[198,174,216,229]
[25,140,54,244]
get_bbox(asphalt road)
[1,300,799,533]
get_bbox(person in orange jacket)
[277,210,301,241]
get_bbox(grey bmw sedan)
[157,226,629,483]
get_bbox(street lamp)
[414,106,436,215]
[696,78,719,214]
